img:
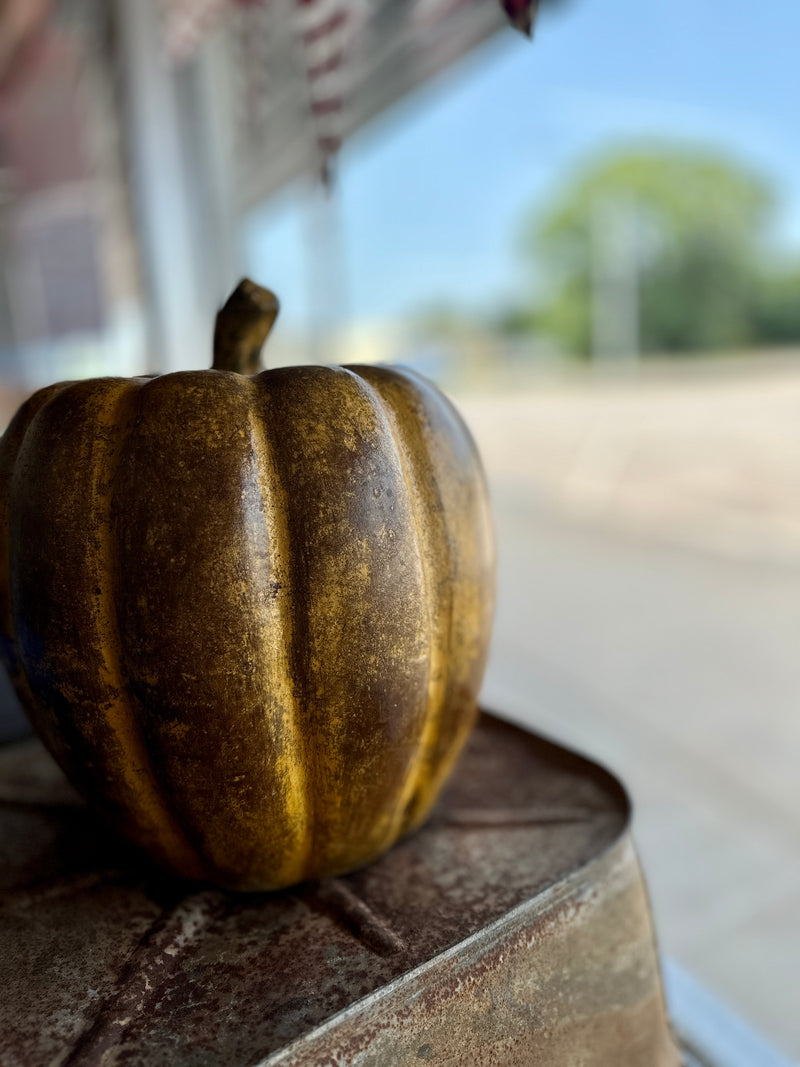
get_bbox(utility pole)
[591,197,639,362]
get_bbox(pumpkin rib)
[326,366,433,870]
[343,365,451,839]
[341,369,448,840]
[244,375,313,886]
[95,379,209,878]
[0,387,67,659]
[346,365,495,832]
[392,368,495,827]
[250,370,322,881]
[0,384,74,751]
[259,365,432,880]
[116,372,315,889]
[4,379,207,879]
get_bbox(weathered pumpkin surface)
[0,282,495,891]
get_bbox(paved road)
[459,362,800,1058]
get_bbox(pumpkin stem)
[212,279,280,375]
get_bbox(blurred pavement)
[458,355,800,1059]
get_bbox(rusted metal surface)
[0,712,680,1065]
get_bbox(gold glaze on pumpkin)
[0,281,495,891]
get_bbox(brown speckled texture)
[0,713,679,1067]
[0,283,495,891]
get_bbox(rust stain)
[0,713,679,1067]
[62,891,229,1067]
[307,878,407,957]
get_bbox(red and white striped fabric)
[160,0,538,177]
[295,0,366,174]
[162,0,363,174]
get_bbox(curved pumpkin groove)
[251,369,321,881]
[410,371,496,825]
[93,380,206,878]
[246,377,311,886]
[405,368,495,827]
[331,366,432,865]
[352,365,495,832]
[114,371,321,889]
[7,379,205,878]
[260,365,432,880]
[0,384,70,741]
[345,366,452,841]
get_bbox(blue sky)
[244,0,800,330]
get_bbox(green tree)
[524,145,777,356]
[752,266,800,344]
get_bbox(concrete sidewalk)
[457,357,800,1059]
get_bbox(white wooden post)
[113,0,230,372]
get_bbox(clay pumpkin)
[0,281,494,891]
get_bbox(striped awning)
[161,0,540,193]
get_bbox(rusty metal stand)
[0,712,680,1065]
